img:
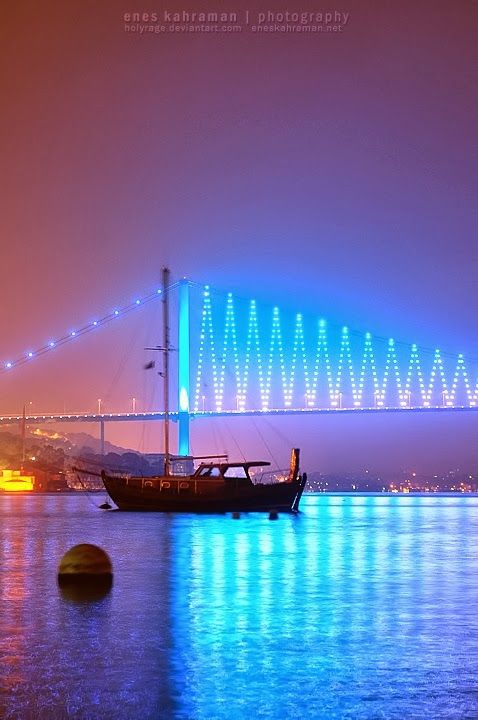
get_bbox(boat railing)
[252,469,289,485]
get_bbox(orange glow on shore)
[0,470,35,492]
[32,428,63,440]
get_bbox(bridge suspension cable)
[0,281,180,375]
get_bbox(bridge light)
[114,310,119,316]
[135,299,141,305]
[27,352,33,358]
[5,362,12,369]
[93,321,98,326]
[49,341,55,348]
[71,331,76,337]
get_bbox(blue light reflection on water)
[1,494,478,719]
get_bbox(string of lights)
[0,282,180,376]
[193,285,478,411]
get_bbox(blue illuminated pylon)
[178,279,190,456]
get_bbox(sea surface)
[1,493,478,720]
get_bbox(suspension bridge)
[1,277,477,455]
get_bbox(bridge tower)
[178,278,190,456]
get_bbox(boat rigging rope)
[212,420,226,459]
[75,472,110,509]
[101,319,142,406]
[223,418,246,461]
[250,416,279,469]
[137,302,161,455]
[262,416,295,449]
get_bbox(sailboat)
[101,269,307,512]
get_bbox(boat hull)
[102,473,306,513]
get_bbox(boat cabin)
[193,461,270,482]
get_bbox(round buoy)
[58,544,113,601]
[269,510,279,520]
[232,511,241,519]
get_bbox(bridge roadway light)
[375,392,384,407]
[306,394,314,408]
[400,391,411,408]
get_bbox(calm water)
[1,493,478,719]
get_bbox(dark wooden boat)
[101,268,306,513]
[101,448,306,512]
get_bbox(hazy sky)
[1,0,477,472]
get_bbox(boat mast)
[162,267,171,476]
